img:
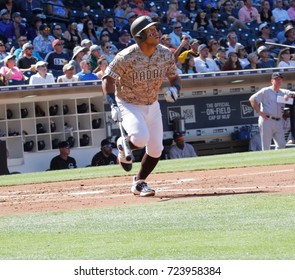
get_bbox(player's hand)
[163,86,179,103]
[111,105,122,122]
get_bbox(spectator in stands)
[0,9,11,36]
[272,0,290,23]
[122,12,137,34]
[4,12,27,45]
[100,41,116,64]
[184,0,199,21]
[225,31,243,57]
[96,57,108,80]
[173,34,191,61]
[50,141,77,170]
[27,14,44,41]
[182,54,197,74]
[51,23,63,41]
[0,40,8,67]
[115,0,132,29]
[89,44,103,73]
[116,29,134,51]
[63,0,86,11]
[276,47,295,67]
[33,23,55,58]
[62,21,81,56]
[258,22,280,57]
[238,0,261,24]
[91,138,118,166]
[148,1,162,22]
[202,0,218,11]
[18,0,42,26]
[160,34,176,53]
[220,0,250,31]
[166,1,182,24]
[44,39,70,74]
[214,46,227,70]
[47,0,68,19]
[29,60,55,84]
[81,19,99,45]
[0,0,20,18]
[237,45,250,68]
[208,39,220,59]
[257,45,276,68]
[80,38,93,59]
[169,21,192,49]
[98,31,118,55]
[14,36,42,61]
[16,42,38,71]
[194,44,220,72]
[210,7,227,32]
[100,15,120,43]
[178,38,199,64]
[57,63,79,83]
[222,51,243,71]
[69,46,86,73]
[244,52,261,69]
[76,59,99,81]
[133,0,151,17]
[260,0,275,23]
[288,0,295,20]
[0,54,26,82]
[283,24,295,52]
[169,132,197,159]
[193,9,214,32]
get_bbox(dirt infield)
[1,164,295,215]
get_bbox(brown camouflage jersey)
[103,44,178,105]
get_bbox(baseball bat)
[118,121,132,161]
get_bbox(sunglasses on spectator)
[44,27,51,31]
[231,35,237,39]
[55,43,63,46]
[174,26,182,29]
[54,27,62,30]
[105,46,111,49]
[26,47,33,50]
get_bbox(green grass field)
[0,149,295,260]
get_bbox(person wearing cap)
[244,52,260,69]
[236,45,250,68]
[69,46,86,73]
[178,38,199,64]
[221,51,243,71]
[283,24,295,53]
[272,0,290,23]
[160,34,176,53]
[76,59,99,81]
[16,42,38,72]
[169,132,197,159]
[116,29,134,51]
[33,23,55,58]
[4,12,26,44]
[249,72,294,150]
[0,9,11,36]
[258,21,280,56]
[214,46,227,70]
[133,0,152,17]
[91,138,118,166]
[0,54,26,82]
[50,141,77,170]
[257,45,276,68]
[194,44,220,72]
[57,63,79,83]
[238,0,261,24]
[44,39,70,73]
[29,61,55,85]
[51,23,63,41]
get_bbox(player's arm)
[249,95,267,120]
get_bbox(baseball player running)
[249,72,294,150]
[102,16,182,197]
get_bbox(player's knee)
[146,146,163,158]
[131,134,148,149]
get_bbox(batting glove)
[163,86,179,103]
[111,105,122,122]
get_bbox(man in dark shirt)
[50,141,77,170]
[17,42,38,71]
[91,138,118,166]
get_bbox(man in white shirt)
[194,44,220,73]
[29,61,55,85]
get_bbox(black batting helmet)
[130,16,158,43]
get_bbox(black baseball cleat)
[117,137,132,172]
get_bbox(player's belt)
[266,115,281,121]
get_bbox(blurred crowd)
[0,0,295,86]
